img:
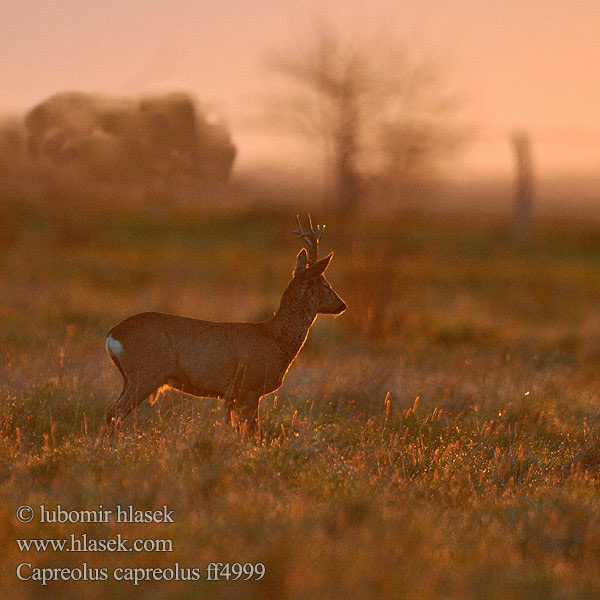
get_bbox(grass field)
[2,199,600,599]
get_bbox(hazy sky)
[2,0,599,178]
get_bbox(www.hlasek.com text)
[17,533,173,553]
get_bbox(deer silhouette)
[105,214,346,444]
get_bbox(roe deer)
[105,214,346,444]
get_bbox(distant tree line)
[0,91,236,199]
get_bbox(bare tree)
[267,26,464,212]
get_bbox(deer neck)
[269,295,317,364]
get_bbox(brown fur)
[105,249,346,444]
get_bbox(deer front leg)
[229,392,260,437]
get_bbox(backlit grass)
[1,200,600,599]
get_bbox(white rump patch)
[105,335,124,357]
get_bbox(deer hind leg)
[106,375,126,432]
[106,374,163,447]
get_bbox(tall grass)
[2,202,600,598]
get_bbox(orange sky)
[1,0,599,180]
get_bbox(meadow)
[1,198,600,599]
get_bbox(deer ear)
[293,248,309,276]
[305,252,333,278]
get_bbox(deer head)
[290,214,346,315]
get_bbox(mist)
[1,0,599,213]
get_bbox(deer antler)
[292,213,324,265]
